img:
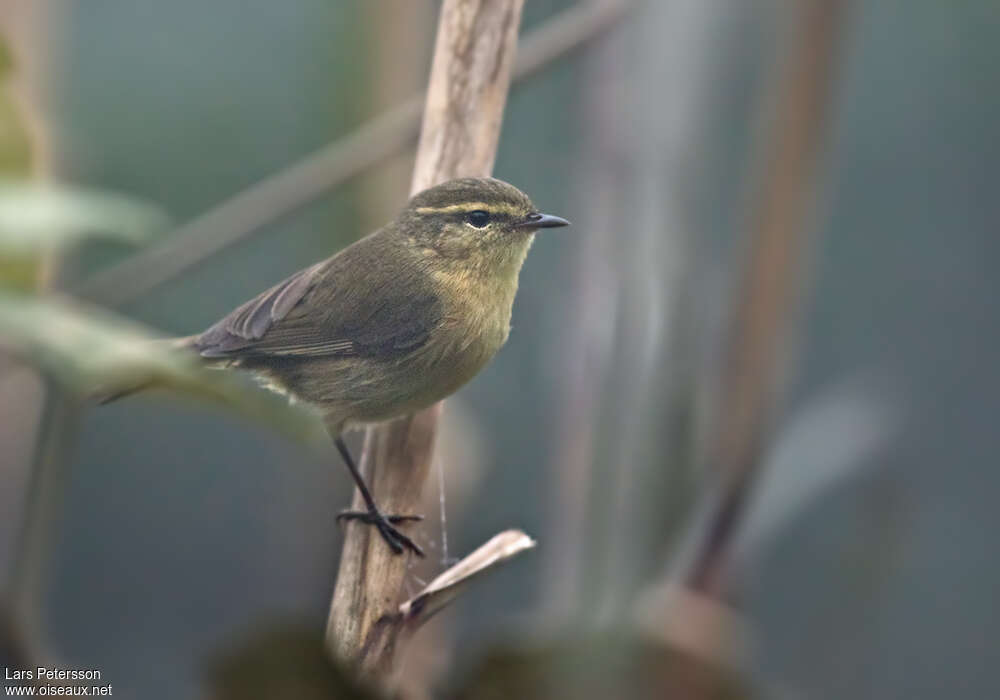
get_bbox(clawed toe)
[337,510,423,525]
[331,437,425,557]
[336,509,372,525]
[337,509,425,557]
[382,524,424,557]
[385,513,424,524]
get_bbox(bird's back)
[190,227,513,431]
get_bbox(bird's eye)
[465,210,491,228]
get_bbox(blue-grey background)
[2,0,998,698]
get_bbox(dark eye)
[465,210,490,228]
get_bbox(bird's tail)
[96,335,198,404]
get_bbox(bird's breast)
[428,267,518,388]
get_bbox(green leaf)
[0,36,32,180]
[0,182,168,256]
[0,291,327,446]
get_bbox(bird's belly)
[364,326,504,418]
[263,322,507,427]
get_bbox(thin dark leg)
[334,436,424,557]
[334,437,380,514]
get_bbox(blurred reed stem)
[686,0,851,596]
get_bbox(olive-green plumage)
[106,178,567,555]
[141,177,572,555]
[191,177,569,435]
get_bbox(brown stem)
[325,0,525,681]
[686,0,851,596]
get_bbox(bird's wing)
[194,246,442,360]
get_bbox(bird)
[159,177,569,556]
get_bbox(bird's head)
[397,177,569,278]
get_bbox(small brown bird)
[181,177,568,555]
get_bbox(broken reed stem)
[326,0,525,679]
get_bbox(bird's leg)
[333,436,425,557]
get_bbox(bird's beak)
[519,211,571,229]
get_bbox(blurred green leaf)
[0,39,12,77]
[0,291,327,446]
[0,182,168,257]
[0,37,31,181]
[0,255,38,290]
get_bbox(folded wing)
[194,248,442,360]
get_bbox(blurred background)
[1,0,998,698]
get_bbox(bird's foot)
[337,509,425,557]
